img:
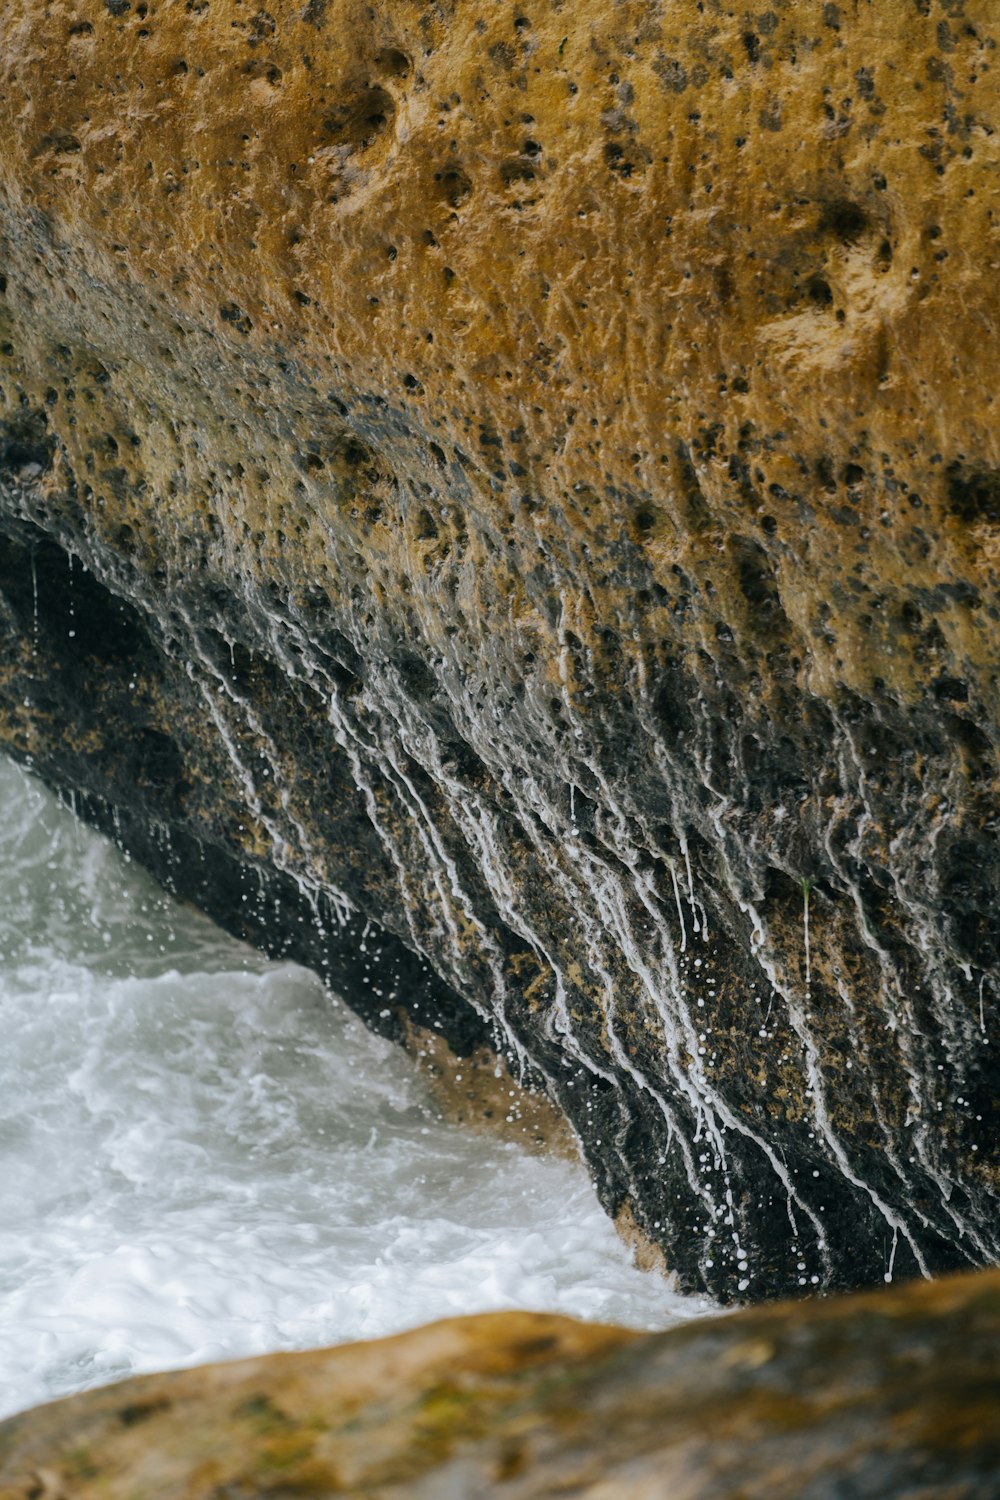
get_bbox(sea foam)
[0,759,709,1418]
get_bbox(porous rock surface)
[2,1270,999,1499]
[0,0,998,1300]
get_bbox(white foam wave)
[0,760,710,1419]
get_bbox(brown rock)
[0,0,998,1298]
[2,1271,999,1498]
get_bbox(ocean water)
[0,758,710,1419]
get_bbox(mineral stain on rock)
[0,0,998,1302]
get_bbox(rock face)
[2,1270,999,1498]
[0,0,999,1301]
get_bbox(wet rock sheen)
[0,0,999,1300]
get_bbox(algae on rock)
[2,1271,999,1498]
[0,0,998,1300]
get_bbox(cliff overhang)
[0,0,998,1302]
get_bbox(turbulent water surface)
[0,758,708,1418]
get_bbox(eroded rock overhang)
[0,0,998,1301]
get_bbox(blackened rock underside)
[0,0,998,1303]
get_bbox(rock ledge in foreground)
[2,1270,999,1499]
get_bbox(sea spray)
[0,758,709,1419]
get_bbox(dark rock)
[0,0,998,1301]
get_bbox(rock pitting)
[0,0,999,1300]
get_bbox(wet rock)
[2,1269,999,1498]
[0,0,999,1299]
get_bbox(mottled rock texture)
[0,0,999,1300]
[3,1270,1000,1498]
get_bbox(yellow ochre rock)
[0,0,998,1301]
